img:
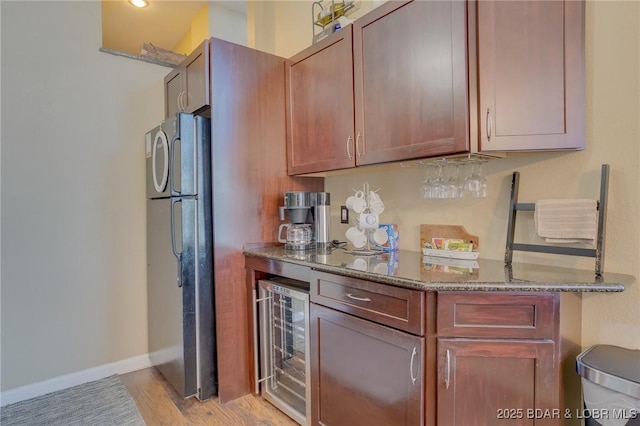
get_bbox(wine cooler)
[256,278,310,425]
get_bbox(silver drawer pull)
[346,293,371,302]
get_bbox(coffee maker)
[278,191,330,251]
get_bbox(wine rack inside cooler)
[258,279,310,425]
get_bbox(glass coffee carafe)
[278,223,313,251]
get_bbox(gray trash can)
[576,345,640,426]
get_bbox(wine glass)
[420,163,436,199]
[431,161,448,199]
[463,159,488,198]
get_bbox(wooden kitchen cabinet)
[286,0,469,175]
[436,292,568,426]
[164,39,210,118]
[477,0,585,151]
[437,338,556,426]
[286,27,355,174]
[309,271,428,425]
[310,304,424,426]
[352,0,468,166]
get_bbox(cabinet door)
[164,68,183,119]
[353,0,469,166]
[478,1,585,151]
[164,40,210,119]
[310,304,424,426]
[183,39,210,114]
[438,338,558,426]
[286,27,356,175]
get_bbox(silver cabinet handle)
[356,132,363,157]
[445,349,451,390]
[410,347,418,385]
[346,293,371,302]
[178,91,186,112]
[346,135,353,160]
[486,108,492,142]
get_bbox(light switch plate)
[340,206,349,223]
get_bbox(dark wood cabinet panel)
[164,39,210,118]
[438,338,558,426]
[437,292,556,339]
[164,68,182,119]
[310,304,424,426]
[286,27,356,174]
[286,0,469,175]
[353,0,469,165]
[209,38,323,403]
[310,270,425,335]
[477,0,585,151]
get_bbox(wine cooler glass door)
[258,279,310,426]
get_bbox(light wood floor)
[120,367,298,426]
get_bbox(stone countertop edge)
[243,245,631,293]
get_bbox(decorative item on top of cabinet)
[164,39,210,119]
[477,0,585,151]
[286,0,469,175]
[312,0,357,44]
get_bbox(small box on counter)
[375,224,399,252]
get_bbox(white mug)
[345,226,366,248]
[369,228,389,246]
[346,195,367,213]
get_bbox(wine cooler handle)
[410,347,418,385]
[252,289,260,395]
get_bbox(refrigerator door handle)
[170,197,182,287]
[170,132,181,197]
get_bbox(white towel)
[534,199,598,245]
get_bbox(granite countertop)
[243,244,634,292]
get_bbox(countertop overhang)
[243,244,633,292]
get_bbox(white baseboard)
[0,353,152,407]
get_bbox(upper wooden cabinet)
[164,39,211,118]
[353,0,469,166]
[286,27,356,174]
[477,0,585,152]
[286,0,469,175]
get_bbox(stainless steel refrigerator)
[145,112,217,400]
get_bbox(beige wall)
[208,1,247,46]
[173,3,210,55]
[1,1,168,391]
[257,1,640,350]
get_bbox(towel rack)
[505,164,609,277]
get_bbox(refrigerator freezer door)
[147,197,197,398]
[167,113,197,197]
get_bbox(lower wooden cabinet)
[310,304,424,426]
[437,338,557,426]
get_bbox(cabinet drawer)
[310,271,425,335]
[437,292,555,339]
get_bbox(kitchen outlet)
[340,206,349,223]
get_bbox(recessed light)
[129,0,149,8]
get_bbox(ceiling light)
[129,0,149,8]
